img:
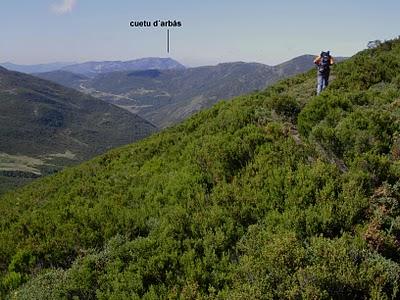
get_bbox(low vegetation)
[1,39,400,299]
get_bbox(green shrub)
[2,38,400,298]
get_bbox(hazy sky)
[1,0,399,67]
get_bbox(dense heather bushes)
[1,39,400,298]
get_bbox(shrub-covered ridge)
[1,39,400,299]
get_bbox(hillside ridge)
[1,39,400,298]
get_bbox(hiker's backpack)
[318,52,331,74]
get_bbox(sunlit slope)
[2,39,400,299]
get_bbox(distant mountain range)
[1,57,185,76]
[0,62,75,74]
[0,66,156,193]
[61,58,186,77]
[36,55,346,127]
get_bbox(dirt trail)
[288,125,348,173]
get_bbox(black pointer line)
[167,29,170,53]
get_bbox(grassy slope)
[1,40,400,298]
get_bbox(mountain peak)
[61,57,185,76]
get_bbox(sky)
[1,0,399,67]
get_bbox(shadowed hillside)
[0,67,156,193]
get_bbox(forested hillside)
[1,39,400,299]
[0,68,156,194]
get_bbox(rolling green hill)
[0,67,156,193]
[1,39,400,298]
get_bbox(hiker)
[314,51,334,95]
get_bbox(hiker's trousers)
[317,73,329,95]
